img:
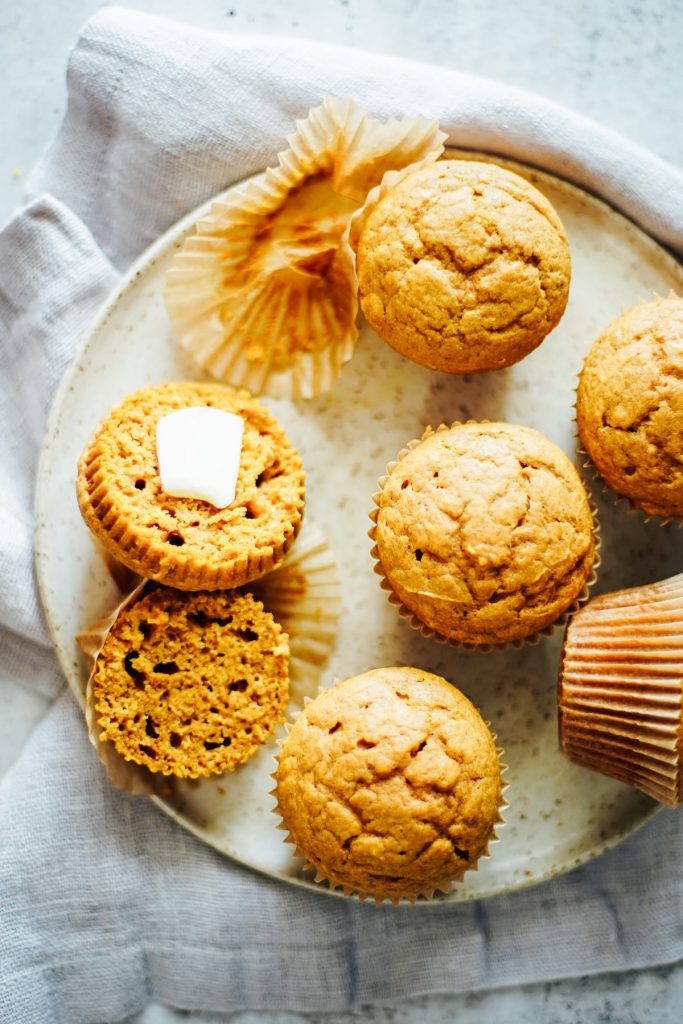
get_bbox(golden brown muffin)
[77,381,305,590]
[373,422,596,646]
[576,297,683,519]
[92,586,289,778]
[356,159,570,374]
[558,573,683,808]
[276,667,503,901]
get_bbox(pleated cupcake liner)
[369,421,602,653]
[164,96,445,399]
[269,685,509,906]
[347,146,450,258]
[558,572,683,808]
[576,437,683,529]
[76,519,341,796]
[242,520,342,717]
[78,579,165,797]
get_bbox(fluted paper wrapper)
[247,521,342,716]
[369,422,602,652]
[77,520,341,795]
[272,715,508,906]
[559,573,683,808]
[348,149,452,256]
[165,96,445,399]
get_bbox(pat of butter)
[156,407,244,509]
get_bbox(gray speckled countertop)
[2,1,682,1021]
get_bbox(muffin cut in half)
[77,381,305,590]
[91,585,289,779]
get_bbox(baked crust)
[577,297,683,519]
[375,423,596,645]
[356,159,570,373]
[276,667,502,900]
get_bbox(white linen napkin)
[2,6,683,1022]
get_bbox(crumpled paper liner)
[558,573,683,808]
[164,96,445,400]
[574,290,683,528]
[77,519,341,795]
[247,521,341,716]
[270,693,508,906]
[369,422,602,652]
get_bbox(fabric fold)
[1,690,683,1024]
[27,6,683,270]
[0,195,118,687]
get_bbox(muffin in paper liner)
[270,667,508,905]
[77,519,341,796]
[348,154,571,378]
[574,292,683,526]
[164,96,446,400]
[369,422,602,652]
[558,573,683,808]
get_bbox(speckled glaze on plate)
[35,150,683,903]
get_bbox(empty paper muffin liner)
[77,519,341,795]
[164,96,445,399]
[369,422,602,652]
[271,710,508,906]
[558,573,683,808]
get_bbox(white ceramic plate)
[35,151,683,903]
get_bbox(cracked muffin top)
[92,585,289,778]
[577,297,683,519]
[374,422,596,646]
[77,381,305,591]
[356,159,571,374]
[275,667,503,902]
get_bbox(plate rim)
[35,148,678,904]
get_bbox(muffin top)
[77,381,305,590]
[276,667,502,901]
[92,586,289,778]
[577,297,683,519]
[356,160,570,374]
[375,423,595,645]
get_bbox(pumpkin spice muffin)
[372,422,597,646]
[91,586,289,778]
[77,381,305,590]
[576,296,683,519]
[356,159,571,374]
[275,667,504,902]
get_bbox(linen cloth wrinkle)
[1,6,683,1022]
[0,196,118,666]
